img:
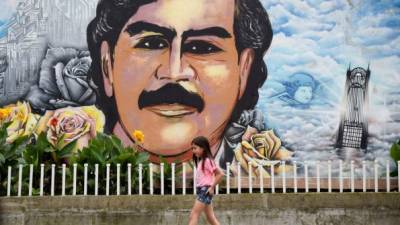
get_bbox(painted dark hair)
[87,0,273,132]
[191,136,214,171]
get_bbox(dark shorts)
[196,186,213,205]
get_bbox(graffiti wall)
[0,0,399,178]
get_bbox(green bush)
[69,133,150,195]
[0,122,152,196]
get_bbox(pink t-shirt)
[196,158,217,187]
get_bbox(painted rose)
[233,129,294,177]
[25,47,97,112]
[36,105,105,151]
[0,102,39,143]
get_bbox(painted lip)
[145,104,197,118]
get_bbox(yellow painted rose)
[234,129,294,178]
[0,102,40,143]
[37,105,105,151]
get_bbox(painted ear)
[238,48,254,99]
[100,41,114,97]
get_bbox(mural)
[0,0,399,178]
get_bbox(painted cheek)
[202,64,231,86]
[202,64,240,101]
[114,49,164,92]
[196,50,240,86]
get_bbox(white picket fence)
[2,160,400,197]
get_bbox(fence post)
[362,161,366,192]
[172,163,175,195]
[127,163,132,196]
[117,163,120,196]
[374,160,378,193]
[106,163,110,196]
[7,166,11,197]
[193,165,197,195]
[282,161,286,193]
[237,163,241,194]
[51,164,55,196]
[362,160,367,192]
[182,162,186,195]
[29,164,33,196]
[139,163,143,195]
[339,160,343,193]
[150,163,154,195]
[293,161,297,193]
[73,163,77,196]
[316,161,320,193]
[258,165,263,194]
[41,164,45,196]
[271,164,275,193]
[328,160,332,193]
[249,163,253,194]
[160,163,164,195]
[398,161,400,193]
[350,160,354,193]
[227,162,230,194]
[62,164,66,196]
[95,164,99,196]
[18,164,23,197]
[386,160,390,193]
[84,163,88,196]
[304,161,308,193]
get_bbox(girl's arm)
[207,167,224,195]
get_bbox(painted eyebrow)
[124,21,176,41]
[182,27,232,40]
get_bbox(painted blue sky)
[258,0,400,107]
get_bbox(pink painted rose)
[37,106,105,151]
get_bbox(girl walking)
[189,136,223,225]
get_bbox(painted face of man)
[101,0,254,159]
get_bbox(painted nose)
[157,39,195,82]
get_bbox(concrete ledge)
[1,193,399,225]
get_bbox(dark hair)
[191,136,213,170]
[87,0,273,132]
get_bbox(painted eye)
[135,36,169,50]
[183,41,222,54]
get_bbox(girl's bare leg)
[189,200,206,225]
[205,204,220,225]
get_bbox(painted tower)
[336,66,370,149]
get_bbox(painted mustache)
[138,83,205,113]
